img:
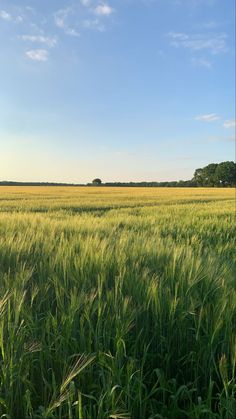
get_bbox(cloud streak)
[21,35,57,48]
[26,49,49,62]
[0,9,23,23]
[223,119,236,129]
[83,18,105,32]
[54,8,80,37]
[191,57,212,68]
[0,10,12,21]
[167,31,228,54]
[195,113,221,122]
[55,2,115,36]
[94,4,114,16]
[80,0,114,15]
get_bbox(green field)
[0,187,235,418]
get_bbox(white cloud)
[0,9,23,23]
[83,18,105,32]
[0,10,12,21]
[55,3,114,35]
[223,119,236,129]
[167,31,228,54]
[94,3,114,16]
[16,15,23,22]
[191,57,212,68]
[195,113,221,122]
[55,9,69,29]
[65,27,80,36]
[54,8,80,37]
[26,49,49,62]
[21,35,57,48]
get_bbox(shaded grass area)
[0,187,235,418]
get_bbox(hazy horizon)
[0,0,235,183]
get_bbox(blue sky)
[0,0,235,182]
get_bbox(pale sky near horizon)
[0,0,235,183]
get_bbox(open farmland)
[0,187,235,419]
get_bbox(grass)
[0,186,235,418]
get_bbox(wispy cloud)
[195,113,221,122]
[0,9,23,22]
[167,31,228,54]
[201,21,220,29]
[54,8,69,29]
[196,116,236,128]
[83,19,105,32]
[56,2,115,35]
[54,8,80,37]
[94,4,114,16]
[80,0,114,15]
[223,119,236,129]
[191,57,212,68]
[16,15,23,23]
[65,27,80,36]
[21,35,57,48]
[0,10,12,21]
[26,49,49,62]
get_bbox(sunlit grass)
[0,187,235,418]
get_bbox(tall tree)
[193,161,236,187]
[214,161,236,186]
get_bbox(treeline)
[103,180,196,187]
[91,161,236,187]
[0,181,82,186]
[1,161,235,187]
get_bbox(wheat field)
[0,187,235,418]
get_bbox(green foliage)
[215,162,236,186]
[193,161,236,187]
[0,187,235,418]
[92,178,102,186]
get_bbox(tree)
[193,163,218,186]
[193,168,205,186]
[193,161,236,187]
[204,163,218,186]
[214,161,236,186]
[92,178,102,186]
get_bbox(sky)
[0,0,235,183]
